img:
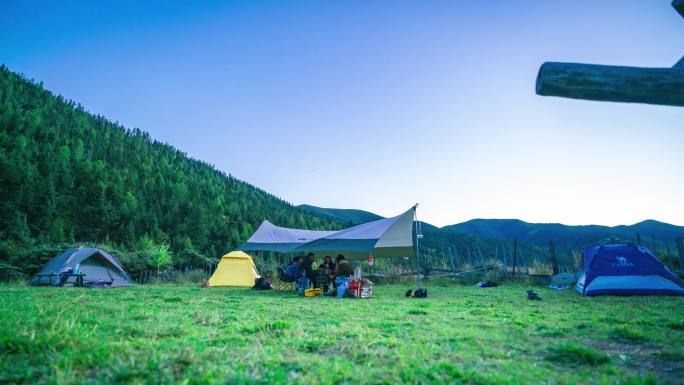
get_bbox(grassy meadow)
[1,283,684,385]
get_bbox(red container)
[347,279,361,298]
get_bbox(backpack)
[414,288,428,298]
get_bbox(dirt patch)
[585,339,684,384]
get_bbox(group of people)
[284,252,355,298]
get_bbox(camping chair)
[315,270,330,291]
[274,267,296,291]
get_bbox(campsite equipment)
[477,281,498,288]
[551,273,575,286]
[360,278,373,298]
[297,275,311,296]
[529,274,552,286]
[315,270,330,291]
[275,267,297,291]
[348,278,361,298]
[576,243,684,296]
[236,205,425,294]
[527,290,542,300]
[253,277,272,290]
[208,251,260,287]
[31,247,132,288]
[335,276,349,298]
[304,287,323,297]
[237,206,417,259]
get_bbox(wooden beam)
[675,55,684,69]
[536,62,684,107]
[674,0,684,18]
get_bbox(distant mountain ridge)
[445,219,684,244]
[300,205,684,245]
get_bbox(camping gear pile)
[405,288,427,298]
[346,267,373,299]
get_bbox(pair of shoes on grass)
[405,288,427,298]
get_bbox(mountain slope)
[445,219,684,244]
[0,65,342,273]
[298,205,383,226]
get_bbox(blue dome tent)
[576,243,684,296]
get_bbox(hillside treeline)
[0,66,341,279]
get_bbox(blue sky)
[2,0,683,227]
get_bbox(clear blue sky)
[2,0,683,227]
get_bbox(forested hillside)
[0,66,341,279]
[298,205,383,227]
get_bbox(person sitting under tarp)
[297,253,317,287]
[284,256,302,281]
[334,255,354,298]
[316,256,335,291]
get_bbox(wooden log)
[675,55,684,69]
[674,0,684,19]
[536,62,684,107]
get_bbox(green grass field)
[2,283,684,385]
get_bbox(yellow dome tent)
[208,251,260,287]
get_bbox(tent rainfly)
[208,251,260,287]
[31,247,132,287]
[576,243,684,296]
[238,206,416,259]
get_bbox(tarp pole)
[414,204,420,287]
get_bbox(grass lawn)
[2,283,684,385]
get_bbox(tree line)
[0,65,341,279]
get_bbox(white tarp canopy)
[237,206,416,259]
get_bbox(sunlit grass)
[1,283,683,384]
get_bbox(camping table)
[33,273,86,287]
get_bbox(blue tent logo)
[612,256,634,267]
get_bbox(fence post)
[512,238,518,280]
[549,240,559,275]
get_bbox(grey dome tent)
[31,247,132,287]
